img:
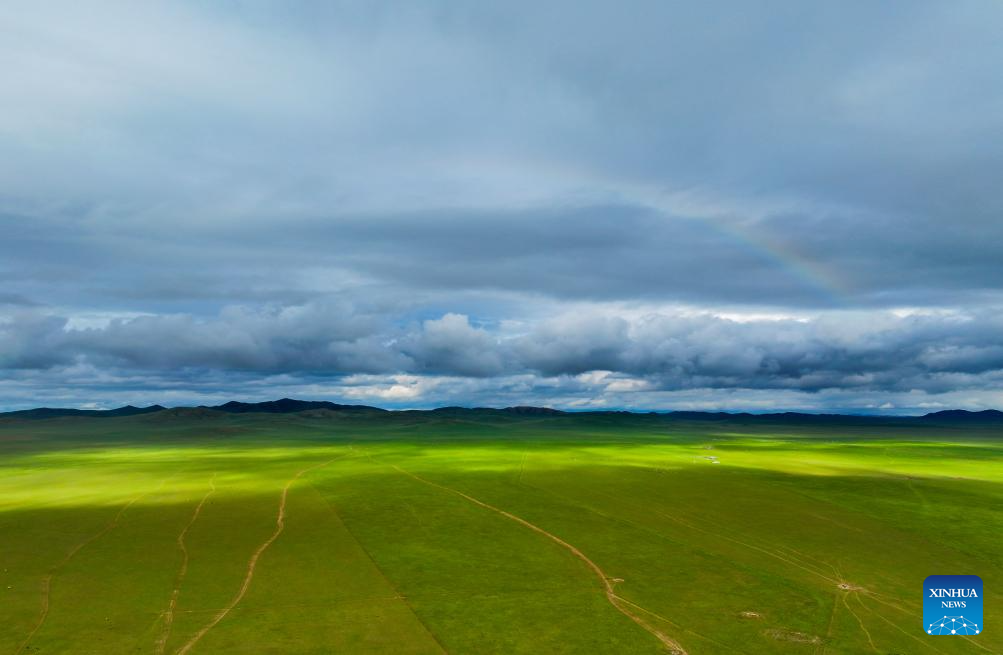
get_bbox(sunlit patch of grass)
[0,444,353,511]
[1,416,1000,654]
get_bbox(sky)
[2,1,1003,413]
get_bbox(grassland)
[0,411,1000,654]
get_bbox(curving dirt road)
[156,473,218,654]
[174,456,344,655]
[15,493,145,655]
[392,465,687,654]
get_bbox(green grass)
[1,413,1001,653]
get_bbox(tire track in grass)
[156,473,218,655]
[854,593,948,654]
[392,465,687,654]
[841,592,876,652]
[519,471,847,653]
[174,455,346,655]
[775,544,840,576]
[559,471,841,584]
[614,595,741,653]
[15,490,148,655]
[816,592,838,655]
[960,633,997,653]
[648,464,848,578]
[306,479,449,654]
[510,478,740,651]
[858,591,993,654]
[651,508,840,586]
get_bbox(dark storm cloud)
[5,306,1003,402]
[2,1,1003,409]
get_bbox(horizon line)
[2,397,1001,419]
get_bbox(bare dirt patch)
[764,628,822,644]
[837,582,866,592]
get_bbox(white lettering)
[929,589,978,598]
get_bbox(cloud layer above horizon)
[2,1,1003,412]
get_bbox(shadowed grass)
[1,414,1000,653]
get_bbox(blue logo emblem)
[924,575,982,635]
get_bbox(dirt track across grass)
[175,457,345,655]
[392,465,687,654]
[157,473,218,654]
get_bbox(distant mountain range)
[212,398,384,414]
[917,409,1003,422]
[0,404,169,420]
[2,398,1003,424]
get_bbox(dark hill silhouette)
[149,407,224,420]
[209,398,385,414]
[503,406,565,416]
[0,404,165,420]
[426,405,565,417]
[1,398,1002,425]
[920,409,1003,423]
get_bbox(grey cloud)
[17,199,1003,314]
[400,314,505,377]
[1,1,1003,313]
[0,313,73,369]
[2,1,1003,410]
[6,304,1003,399]
[1,303,405,374]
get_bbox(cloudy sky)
[2,1,1003,413]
